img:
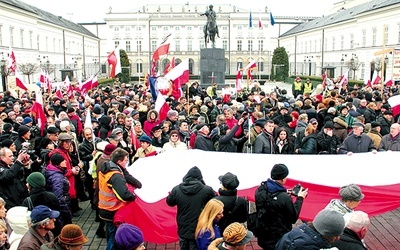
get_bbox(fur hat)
[271,164,289,180]
[339,184,364,201]
[115,223,144,249]
[313,209,345,237]
[27,172,46,188]
[58,224,88,246]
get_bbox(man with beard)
[78,127,95,206]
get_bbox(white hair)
[344,211,370,232]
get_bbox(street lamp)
[341,54,346,76]
[303,58,306,75]
[350,53,356,65]
[384,55,389,64]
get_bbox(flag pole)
[249,10,252,89]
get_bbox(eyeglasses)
[171,134,179,137]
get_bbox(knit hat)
[1,139,13,148]
[26,172,46,188]
[196,123,208,131]
[271,164,289,180]
[18,125,30,136]
[58,224,89,246]
[139,135,152,144]
[339,184,364,201]
[2,123,12,133]
[219,172,240,190]
[327,107,336,114]
[104,144,117,155]
[22,117,33,125]
[223,222,253,246]
[50,153,65,166]
[313,209,345,237]
[6,206,30,235]
[93,106,102,115]
[324,121,334,129]
[115,223,144,249]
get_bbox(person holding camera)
[254,163,308,250]
[0,148,30,209]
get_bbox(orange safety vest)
[98,170,125,211]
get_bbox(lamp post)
[0,53,6,92]
[340,54,346,76]
[303,58,306,75]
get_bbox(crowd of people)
[0,75,397,249]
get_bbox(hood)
[182,166,204,183]
[100,116,112,126]
[266,178,287,193]
[100,160,121,174]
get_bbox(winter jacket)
[377,116,392,136]
[98,161,137,221]
[276,223,332,250]
[196,222,221,250]
[194,133,215,151]
[316,131,340,154]
[166,167,217,239]
[0,159,28,209]
[21,187,59,212]
[44,164,72,227]
[217,125,247,153]
[378,134,400,151]
[325,199,353,215]
[333,117,348,143]
[363,108,377,124]
[366,129,382,149]
[339,134,375,154]
[331,228,367,250]
[297,134,318,154]
[18,227,54,250]
[48,148,76,199]
[253,129,275,154]
[255,179,304,249]
[214,189,248,233]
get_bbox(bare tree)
[374,57,382,73]
[18,63,39,84]
[348,57,362,80]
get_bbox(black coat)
[166,167,216,239]
[0,160,28,209]
[297,134,318,154]
[214,189,248,233]
[331,228,367,250]
[194,133,215,151]
[22,187,60,211]
[316,131,340,154]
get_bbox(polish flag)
[107,47,122,78]
[80,76,94,94]
[31,90,47,135]
[124,150,400,243]
[15,75,28,91]
[56,85,63,99]
[165,58,189,100]
[322,68,328,87]
[235,66,242,92]
[7,47,16,72]
[388,94,400,117]
[163,57,175,75]
[64,75,70,88]
[339,68,349,86]
[155,92,171,122]
[130,126,140,151]
[152,34,171,61]
[371,70,381,85]
[385,79,394,87]
[244,59,257,72]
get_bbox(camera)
[291,184,304,197]
[21,142,35,155]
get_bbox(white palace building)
[0,0,399,91]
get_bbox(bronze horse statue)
[204,19,217,48]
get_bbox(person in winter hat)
[115,223,144,250]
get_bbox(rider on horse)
[200,4,220,38]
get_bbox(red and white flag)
[371,70,381,85]
[130,126,140,151]
[385,79,394,87]
[155,93,171,122]
[339,68,349,86]
[64,75,70,88]
[322,68,328,87]
[163,57,175,75]
[80,76,95,94]
[31,90,47,135]
[388,95,400,117]
[107,47,122,78]
[165,58,189,100]
[7,47,16,72]
[15,75,28,91]
[152,34,171,61]
[55,85,63,99]
[125,150,400,243]
[244,59,257,72]
[235,66,242,92]
[258,12,262,28]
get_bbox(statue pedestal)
[200,48,225,86]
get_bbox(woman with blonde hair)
[195,199,224,250]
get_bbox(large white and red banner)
[124,150,400,243]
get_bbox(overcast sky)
[23,0,336,23]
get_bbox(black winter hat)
[50,153,65,166]
[2,123,13,133]
[18,125,30,136]
[271,163,289,180]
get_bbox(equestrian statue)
[200,4,220,48]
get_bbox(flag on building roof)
[152,34,172,61]
[249,12,253,28]
[165,58,189,100]
[15,75,28,91]
[270,12,275,26]
[388,94,400,117]
[7,47,16,72]
[107,47,122,78]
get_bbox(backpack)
[247,182,277,237]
